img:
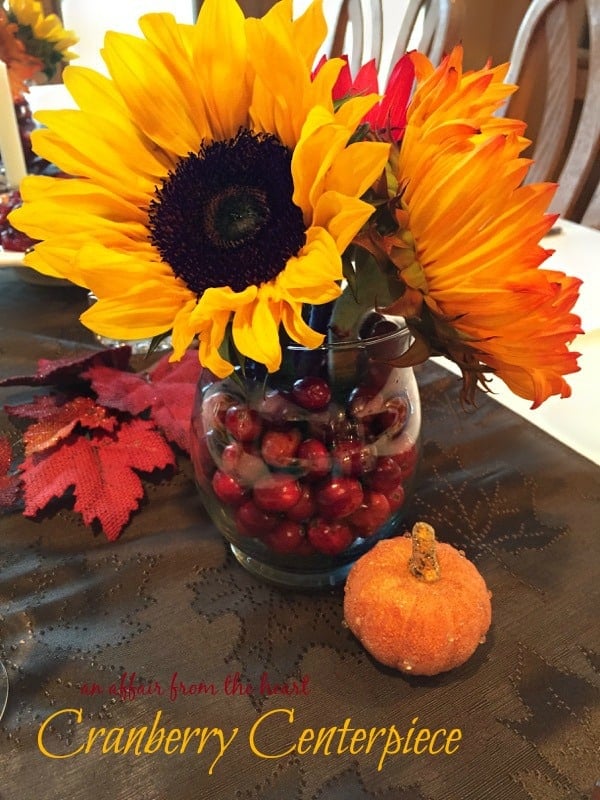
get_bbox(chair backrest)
[499,0,600,227]
[330,0,465,81]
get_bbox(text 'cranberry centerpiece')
[190,319,421,588]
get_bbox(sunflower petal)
[81,280,188,340]
[191,0,251,141]
[232,294,283,372]
[101,27,200,156]
[389,45,581,406]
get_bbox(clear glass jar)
[190,323,421,589]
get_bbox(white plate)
[0,247,71,286]
[0,246,25,268]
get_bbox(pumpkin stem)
[409,522,441,582]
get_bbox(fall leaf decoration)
[8,395,117,456]
[344,521,492,676]
[0,345,131,388]
[83,349,202,452]
[21,418,175,541]
[0,346,202,539]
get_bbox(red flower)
[364,56,414,141]
[315,53,415,142]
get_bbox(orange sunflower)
[0,6,43,98]
[376,46,582,407]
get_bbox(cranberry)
[291,376,331,411]
[297,438,331,481]
[383,395,409,430]
[307,518,354,555]
[321,415,365,449]
[257,389,302,422]
[364,395,410,440]
[348,386,397,438]
[365,361,394,391]
[286,485,317,522]
[235,501,279,537]
[348,491,391,536]
[387,483,406,512]
[264,521,314,555]
[253,474,303,513]
[391,441,419,478]
[0,226,35,252]
[220,442,268,485]
[225,405,263,443]
[332,440,376,477]
[211,470,248,507]
[348,385,384,419]
[0,189,21,226]
[367,456,404,494]
[261,428,301,469]
[221,441,246,474]
[202,389,237,430]
[315,476,363,519]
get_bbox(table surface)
[436,219,600,466]
[0,258,599,800]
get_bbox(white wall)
[60,0,196,74]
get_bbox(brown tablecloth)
[1,268,599,800]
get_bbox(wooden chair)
[498,0,600,227]
[330,0,465,81]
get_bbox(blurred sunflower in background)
[6,0,77,80]
[0,4,42,97]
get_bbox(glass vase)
[189,322,421,589]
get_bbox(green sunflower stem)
[326,246,405,397]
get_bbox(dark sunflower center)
[147,129,306,296]
[206,186,269,248]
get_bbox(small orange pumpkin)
[343,522,492,676]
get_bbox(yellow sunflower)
[381,46,581,408]
[11,0,389,377]
[7,0,78,78]
[0,6,43,98]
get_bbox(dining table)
[0,219,599,800]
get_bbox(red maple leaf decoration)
[79,368,153,415]
[1,346,202,539]
[0,436,21,510]
[6,395,117,456]
[21,418,176,540]
[0,346,132,388]
[84,349,202,452]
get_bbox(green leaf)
[330,249,404,342]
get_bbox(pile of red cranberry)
[196,374,418,558]
[0,189,36,252]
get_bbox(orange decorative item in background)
[344,521,492,676]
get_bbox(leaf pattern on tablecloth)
[190,552,363,711]
[313,769,426,800]
[2,352,598,800]
[0,538,163,738]
[408,441,567,563]
[230,762,305,800]
[584,648,600,674]
[500,643,600,799]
